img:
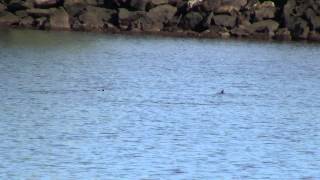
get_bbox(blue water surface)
[0,29,319,179]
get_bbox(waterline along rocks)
[1,0,320,41]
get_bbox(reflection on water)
[0,29,320,179]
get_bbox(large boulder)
[283,0,314,39]
[180,11,203,31]
[50,7,70,30]
[283,0,310,26]
[0,11,20,25]
[230,25,251,37]
[26,8,54,17]
[254,1,276,21]
[201,0,222,11]
[202,11,213,28]
[213,14,237,28]
[145,4,177,31]
[309,15,320,31]
[34,0,61,8]
[287,17,310,39]
[245,19,279,37]
[79,6,116,31]
[23,0,34,9]
[64,0,87,17]
[6,0,28,12]
[283,0,296,22]
[216,0,247,14]
[15,10,28,18]
[118,9,147,30]
[305,8,320,31]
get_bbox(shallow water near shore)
[0,29,320,179]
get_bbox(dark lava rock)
[287,17,310,39]
[7,0,28,12]
[305,8,320,31]
[130,0,148,11]
[202,11,213,29]
[180,11,203,31]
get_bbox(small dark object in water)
[220,89,224,94]
[98,89,105,91]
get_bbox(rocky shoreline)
[1,0,320,42]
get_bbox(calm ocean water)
[0,29,319,179]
